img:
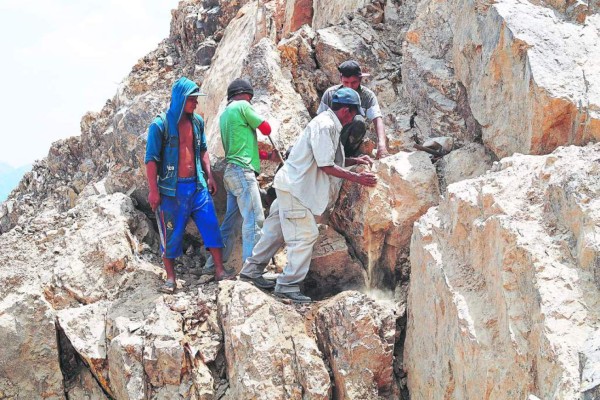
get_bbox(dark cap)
[227,78,254,100]
[338,60,370,78]
[331,87,365,116]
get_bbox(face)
[184,96,199,114]
[337,106,358,126]
[340,75,361,90]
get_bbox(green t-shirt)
[220,100,265,173]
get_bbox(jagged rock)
[331,151,440,288]
[304,224,366,299]
[0,286,64,399]
[316,291,397,399]
[282,0,314,37]
[108,332,146,400]
[195,39,217,66]
[56,302,111,395]
[218,281,331,399]
[312,0,373,30]
[438,142,494,188]
[453,0,600,158]
[65,367,109,400]
[405,144,600,398]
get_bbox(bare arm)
[345,154,374,167]
[373,117,389,159]
[200,150,217,195]
[319,165,377,187]
[146,161,160,211]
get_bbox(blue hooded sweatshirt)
[145,77,208,196]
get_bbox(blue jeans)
[205,163,264,269]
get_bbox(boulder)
[304,224,366,299]
[218,281,331,399]
[312,0,373,30]
[282,0,314,37]
[405,144,600,398]
[438,142,494,189]
[316,291,397,399]
[330,151,440,289]
[453,0,600,158]
[65,367,109,400]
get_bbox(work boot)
[275,291,312,303]
[239,274,276,289]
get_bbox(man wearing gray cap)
[239,87,378,303]
[318,60,389,159]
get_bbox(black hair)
[331,103,359,114]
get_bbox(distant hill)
[0,162,31,202]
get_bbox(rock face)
[405,144,600,399]
[316,291,397,399]
[331,151,440,289]
[218,281,331,399]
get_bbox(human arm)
[200,150,217,195]
[345,154,374,167]
[374,117,389,159]
[319,164,377,187]
[146,161,161,211]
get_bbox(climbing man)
[318,60,389,159]
[203,78,281,274]
[239,87,378,303]
[145,76,233,293]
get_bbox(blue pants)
[205,163,264,269]
[156,178,223,259]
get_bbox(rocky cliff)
[0,0,599,399]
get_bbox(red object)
[259,150,269,160]
[257,121,271,136]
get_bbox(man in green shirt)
[204,78,280,275]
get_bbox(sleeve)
[310,121,336,167]
[365,92,383,121]
[196,116,208,152]
[145,119,163,164]
[317,90,332,114]
[240,102,265,129]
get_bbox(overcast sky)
[0,0,179,167]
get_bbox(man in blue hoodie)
[145,77,232,293]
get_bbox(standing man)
[203,78,281,273]
[318,60,389,159]
[145,76,232,293]
[240,88,378,303]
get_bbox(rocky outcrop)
[331,151,440,289]
[316,291,397,399]
[405,144,600,398]
[218,281,331,399]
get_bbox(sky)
[0,0,180,168]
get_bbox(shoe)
[239,274,276,289]
[158,280,176,294]
[201,264,215,275]
[275,291,311,303]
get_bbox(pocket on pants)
[283,210,306,219]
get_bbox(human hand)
[354,171,378,187]
[148,190,161,211]
[354,154,374,167]
[207,178,218,195]
[376,146,389,159]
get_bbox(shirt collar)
[326,108,343,132]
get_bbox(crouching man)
[239,88,377,303]
[145,77,233,293]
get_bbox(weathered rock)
[304,224,366,299]
[0,287,64,399]
[438,142,494,189]
[195,39,217,66]
[316,291,397,399]
[65,367,109,400]
[108,332,146,400]
[453,0,600,158]
[331,151,440,289]
[282,0,314,37]
[312,0,373,30]
[218,281,331,399]
[405,144,600,398]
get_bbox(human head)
[227,78,254,101]
[338,60,370,90]
[184,93,199,114]
[331,87,363,125]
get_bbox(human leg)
[274,190,318,298]
[203,188,241,272]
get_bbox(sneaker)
[275,291,312,303]
[239,274,276,289]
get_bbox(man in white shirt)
[239,88,378,303]
[318,60,389,159]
